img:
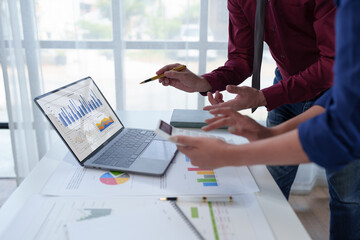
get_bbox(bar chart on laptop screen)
[37,78,122,161]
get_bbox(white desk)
[0,111,310,239]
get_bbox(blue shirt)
[298,0,360,170]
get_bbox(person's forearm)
[270,105,325,136]
[226,129,310,166]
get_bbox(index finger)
[203,101,229,111]
[209,107,238,116]
[156,63,182,75]
[202,117,231,132]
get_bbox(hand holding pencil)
[142,63,212,93]
[140,65,187,84]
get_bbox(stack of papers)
[42,153,259,196]
[1,152,276,240]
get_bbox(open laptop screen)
[35,77,123,162]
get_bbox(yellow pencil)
[139,65,186,84]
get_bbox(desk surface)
[0,111,310,239]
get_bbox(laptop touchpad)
[140,140,176,161]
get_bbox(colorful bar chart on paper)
[56,90,103,127]
[186,156,218,187]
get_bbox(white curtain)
[0,0,50,184]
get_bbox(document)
[66,195,275,240]
[1,195,200,240]
[177,194,275,240]
[66,203,203,240]
[1,194,274,240]
[42,152,259,196]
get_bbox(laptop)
[34,77,178,176]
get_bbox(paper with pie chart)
[41,152,259,196]
[99,171,130,185]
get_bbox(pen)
[160,196,233,203]
[139,65,187,84]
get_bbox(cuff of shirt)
[261,84,287,111]
[199,74,226,96]
[298,113,353,171]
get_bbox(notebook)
[170,109,227,129]
[34,77,177,176]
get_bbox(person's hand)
[202,107,273,142]
[203,85,267,111]
[207,91,224,105]
[170,136,233,169]
[156,63,211,92]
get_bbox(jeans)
[267,68,360,240]
[266,68,316,199]
[326,160,360,240]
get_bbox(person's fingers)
[203,100,238,110]
[209,107,233,116]
[228,126,237,134]
[214,91,223,101]
[207,92,218,105]
[159,78,169,85]
[169,135,199,147]
[204,115,224,124]
[164,70,186,80]
[156,63,182,75]
[202,117,232,131]
[210,108,243,120]
[203,104,218,111]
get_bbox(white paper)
[1,194,274,240]
[1,195,199,240]
[177,194,275,240]
[42,153,259,196]
[66,203,198,240]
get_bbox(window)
[1,0,276,178]
[34,0,275,113]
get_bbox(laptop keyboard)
[93,129,156,168]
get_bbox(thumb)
[226,85,243,94]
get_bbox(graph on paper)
[35,78,123,161]
[186,156,218,187]
[77,208,112,221]
[177,196,275,240]
[100,171,130,185]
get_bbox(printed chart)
[77,208,112,221]
[100,171,130,185]
[186,156,218,187]
[2,196,198,240]
[42,153,259,196]
[178,194,275,240]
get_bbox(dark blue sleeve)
[314,88,332,108]
[298,0,360,170]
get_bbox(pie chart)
[100,171,130,185]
